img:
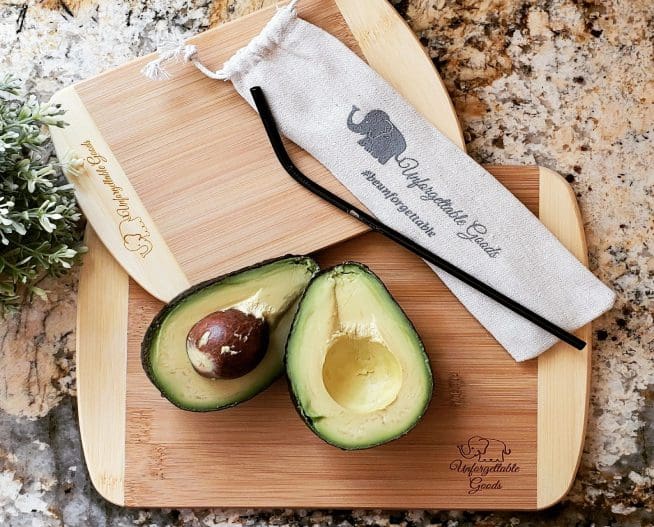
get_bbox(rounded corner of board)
[537,166,577,208]
[537,165,588,265]
[89,471,126,507]
[538,166,576,198]
[49,84,79,106]
[536,477,576,511]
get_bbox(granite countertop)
[0,0,652,525]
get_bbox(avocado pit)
[186,308,269,379]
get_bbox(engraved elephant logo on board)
[458,435,512,463]
[347,105,407,165]
[119,216,153,258]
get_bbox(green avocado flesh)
[286,263,433,449]
[142,256,319,411]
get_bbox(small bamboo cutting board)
[77,166,591,510]
[50,0,461,298]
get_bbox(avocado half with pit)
[286,262,433,449]
[142,255,319,411]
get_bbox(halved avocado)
[142,255,319,411]
[286,262,433,449]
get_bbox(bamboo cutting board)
[50,0,462,298]
[77,165,591,510]
[73,0,591,510]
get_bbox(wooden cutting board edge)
[536,167,591,509]
[75,165,591,510]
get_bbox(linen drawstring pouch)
[144,0,615,361]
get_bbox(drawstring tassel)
[141,37,201,80]
[141,37,230,81]
[141,0,300,81]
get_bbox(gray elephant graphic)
[119,216,153,258]
[458,435,512,463]
[347,105,407,165]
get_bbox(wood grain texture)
[536,167,592,509]
[121,167,540,509]
[52,0,464,290]
[76,226,128,505]
[78,166,590,509]
[49,87,190,303]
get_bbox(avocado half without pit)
[286,262,433,450]
[142,255,319,411]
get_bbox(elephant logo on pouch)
[119,216,153,258]
[347,105,407,165]
[457,435,512,463]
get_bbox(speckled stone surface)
[0,0,652,525]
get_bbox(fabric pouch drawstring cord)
[142,0,299,82]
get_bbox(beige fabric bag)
[144,1,615,361]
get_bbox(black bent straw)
[250,86,586,351]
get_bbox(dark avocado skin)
[141,254,319,412]
[285,261,434,450]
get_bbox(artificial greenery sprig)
[0,74,85,313]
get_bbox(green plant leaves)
[0,75,85,313]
